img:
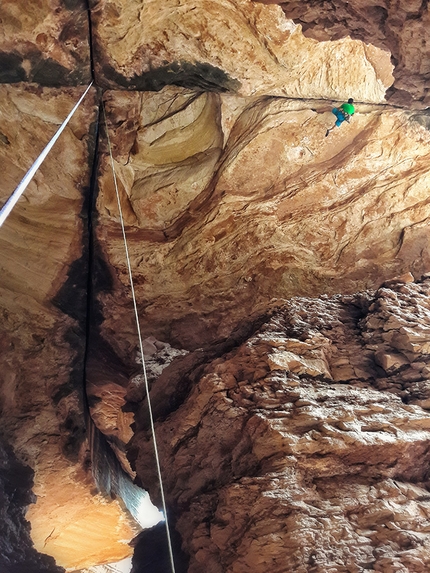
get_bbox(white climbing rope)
[101,101,177,573]
[0,82,94,228]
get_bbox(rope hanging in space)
[101,101,177,573]
[0,81,94,228]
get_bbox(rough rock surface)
[1,0,430,571]
[0,86,139,570]
[261,0,430,108]
[90,0,393,102]
[130,277,430,573]
[0,0,91,86]
[0,439,64,573]
[87,333,188,478]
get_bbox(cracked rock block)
[129,278,430,572]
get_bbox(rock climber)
[325,98,355,136]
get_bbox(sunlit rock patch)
[1,0,430,571]
[90,0,393,101]
[264,0,430,108]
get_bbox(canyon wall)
[0,85,140,570]
[130,276,430,573]
[0,0,430,571]
[262,0,430,108]
[94,88,430,353]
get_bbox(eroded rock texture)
[0,439,64,573]
[90,0,393,102]
[130,277,430,573]
[0,86,140,570]
[261,0,430,108]
[1,0,430,571]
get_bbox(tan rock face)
[90,0,393,102]
[0,0,91,85]
[262,0,430,107]
[94,87,430,350]
[0,84,95,302]
[0,439,64,573]
[1,1,430,571]
[130,278,430,573]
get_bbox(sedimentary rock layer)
[93,87,430,352]
[130,276,430,573]
[0,86,139,570]
[1,1,430,570]
[0,439,64,573]
[263,0,430,108]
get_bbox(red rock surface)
[0,439,64,573]
[1,1,430,571]
[90,0,393,101]
[93,88,430,350]
[0,86,140,570]
[130,277,430,573]
[0,0,91,85]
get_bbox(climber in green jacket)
[325,98,355,136]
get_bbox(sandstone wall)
[262,0,430,108]
[130,276,430,573]
[0,86,140,571]
[0,439,64,573]
[90,0,393,102]
[1,0,430,571]
[93,87,430,353]
[0,0,91,85]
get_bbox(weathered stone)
[0,439,64,573]
[375,350,409,373]
[0,86,141,570]
[268,350,332,378]
[129,283,430,572]
[2,2,430,571]
[94,88,430,349]
[0,0,91,85]
[264,0,430,107]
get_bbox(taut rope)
[101,101,177,573]
[0,82,93,228]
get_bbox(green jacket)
[341,102,355,116]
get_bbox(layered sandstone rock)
[262,0,430,107]
[0,0,91,86]
[93,87,430,352]
[0,439,64,573]
[1,0,430,571]
[90,0,393,102]
[130,277,430,573]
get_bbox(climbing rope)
[0,82,94,228]
[101,101,177,573]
